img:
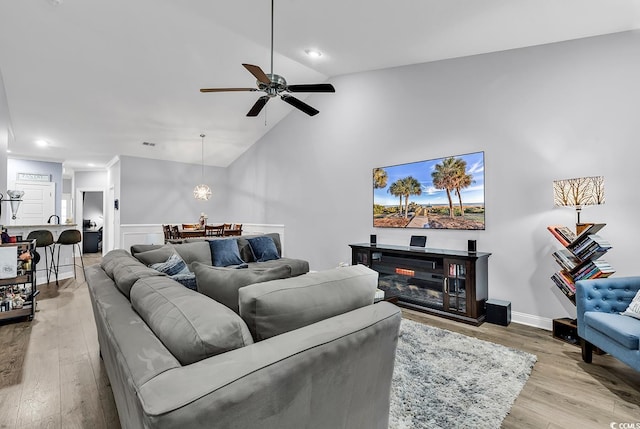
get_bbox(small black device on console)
[409,235,427,247]
[468,239,477,252]
[370,234,377,246]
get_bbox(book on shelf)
[575,223,606,241]
[551,272,576,296]
[548,223,607,249]
[568,235,611,260]
[571,260,615,281]
[552,249,581,272]
[547,225,576,247]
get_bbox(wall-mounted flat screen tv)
[373,151,485,230]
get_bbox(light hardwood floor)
[0,253,638,429]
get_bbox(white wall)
[119,156,228,225]
[225,30,640,326]
[6,159,63,217]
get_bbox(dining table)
[177,228,206,238]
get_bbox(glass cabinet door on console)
[444,259,468,314]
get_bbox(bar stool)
[26,230,56,284]
[54,229,85,284]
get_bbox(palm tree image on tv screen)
[373,151,485,230]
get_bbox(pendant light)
[193,134,212,201]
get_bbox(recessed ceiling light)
[6,149,11,153]
[36,139,48,147]
[88,163,95,167]
[304,49,322,58]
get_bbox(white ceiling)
[1,0,639,172]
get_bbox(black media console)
[350,243,491,325]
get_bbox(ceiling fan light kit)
[200,0,335,117]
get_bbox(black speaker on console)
[370,234,377,246]
[467,239,477,252]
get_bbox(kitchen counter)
[5,224,77,229]
[3,224,84,285]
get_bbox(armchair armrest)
[575,277,640,337]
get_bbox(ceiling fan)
[199,0,335,117]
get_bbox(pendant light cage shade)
[193,184,212,201]
[193,133,212,201]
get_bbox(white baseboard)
[511,311,553,331]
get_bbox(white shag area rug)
[389,318,537,429]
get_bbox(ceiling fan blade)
[281,94,319,116]
[247,96,270,117]
[200,88,257,93]
[242,64,271,85]
[286,83,336,93]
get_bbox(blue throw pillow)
[150,253,190,276]
[209,239,245,267]
[247,236,280,262]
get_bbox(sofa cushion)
[112,262,166,299]
[247,257,309,277]
[130,276,254,366]
[170,241,212,267]
[192,262,292,313]
[134,245,175,266]
[239,264,378,341]
[621,289,640,320]
[584,311,640,350]
[130,244,163,257]
[246,235,280,262]
[101,249,135,278]
[209,239,245,267]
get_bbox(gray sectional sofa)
[86,234,402,429]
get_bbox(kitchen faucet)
[47,214,60,224]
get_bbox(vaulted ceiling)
[1,0,638,172]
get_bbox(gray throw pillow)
[208,239,245,267]
[134,245,176,266]
[239,265,378,341]
[130,276,254,366]
[246,235,280,262]
[192,262,292,313]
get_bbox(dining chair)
[205,224,224,237]
[162,225,172,241]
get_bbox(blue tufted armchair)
[575,277,640,371]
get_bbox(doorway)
[76,189,104,254]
